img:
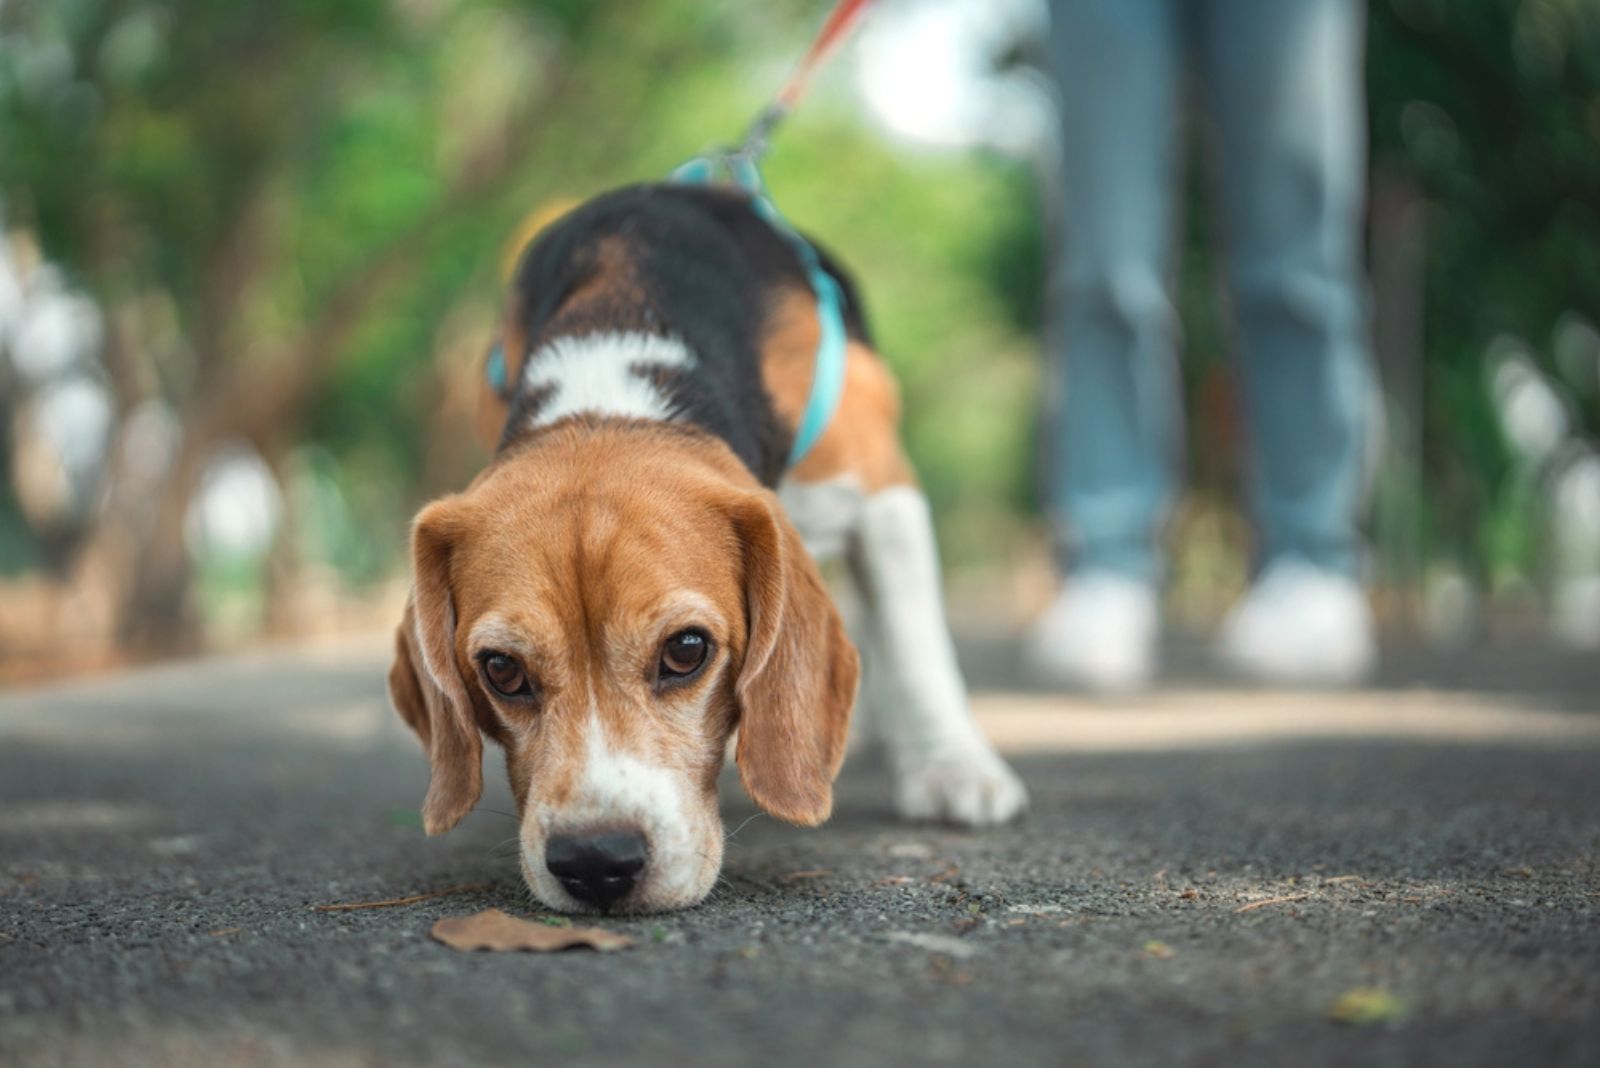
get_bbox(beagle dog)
[389,183,1026,914]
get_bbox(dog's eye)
[481,653,532,698]
[659,630,709,680]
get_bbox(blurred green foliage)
[1366,0,1600,585]
[0,0,1597,642]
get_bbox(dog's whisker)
[724,812,765,842]
[480,807,520,823]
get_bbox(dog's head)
[388,421,857,913]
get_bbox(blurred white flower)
[185,442,282,561]
[855,0,1050,155]
[1549,446,1600,651]
[10,374,114,529]
[11,273,104,384]
[0,236,25,350]
[1487,336,1567,465]
[35,375,113,479]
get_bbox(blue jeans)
[1045,0,1371,581]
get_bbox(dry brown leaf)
[779,869,834,883]
[430,908,632,953]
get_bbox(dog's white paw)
[891,744,1028,827]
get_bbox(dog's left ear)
[387,497,484,835]
[731,492,859,826]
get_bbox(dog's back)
[493,182,870,486]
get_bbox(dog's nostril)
[544,830,648,908]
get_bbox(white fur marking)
[856,488,969,746]
[523,332,694,428]
[526,710,713,909]
[854,486,1028,826]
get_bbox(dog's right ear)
[387,497,483,835]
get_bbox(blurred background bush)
[0,0,1597,679]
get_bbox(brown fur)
[759,289,916,492]
[389,420,859,836]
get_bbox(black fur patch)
[501,183,871,487]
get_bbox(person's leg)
[1198,0,1375,682]
[1029,0,1182,691]
[1043,0,1183,583]
[1198,0,1371,576]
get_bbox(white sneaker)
[1026,572,1158,693]
[1216,558,1375,685]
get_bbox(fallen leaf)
[1327,985,1406,1025]
[431,908,631,953]
[1141,940,1175,959]
[1179,888,1199,900]
[779,869,833,883]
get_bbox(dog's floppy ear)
[732,493,859,826]
[387,497,483,835]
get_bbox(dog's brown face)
[388,422,857,913]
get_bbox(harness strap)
[669,155,847,468]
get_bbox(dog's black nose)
[545,830,648,909]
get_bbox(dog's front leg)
[849,486,1027,826]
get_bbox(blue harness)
[488,159,847,471]
[669,153,847,468]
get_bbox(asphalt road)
[2,639,1598,1067]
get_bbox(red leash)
[776,0,875,110]
[735,0,875,160]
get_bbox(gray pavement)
[2,639,1598,1067]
